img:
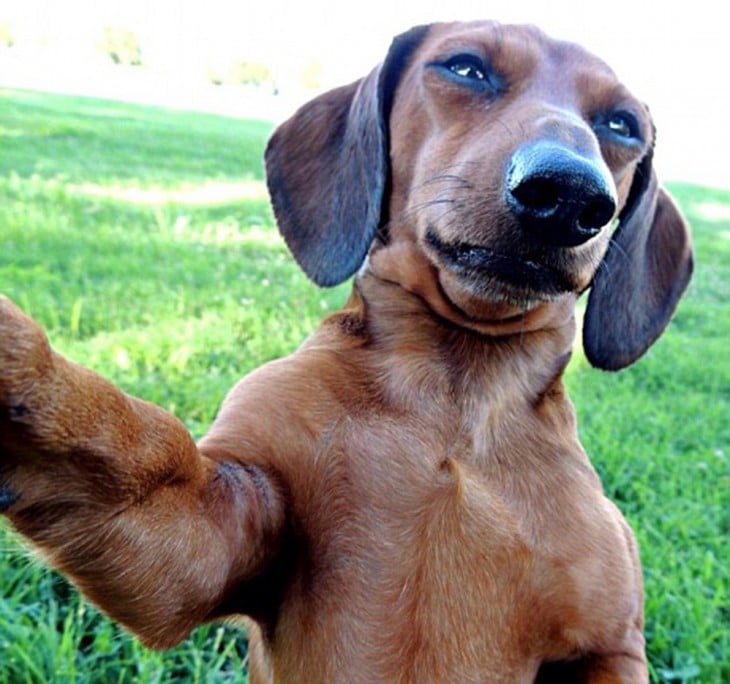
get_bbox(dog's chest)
[281,406,632,675]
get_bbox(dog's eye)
[429,53,503,94]
[607,113,637,138]
[595,111,642,144]
[445,56,487,82]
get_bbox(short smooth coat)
[0,20,692,683]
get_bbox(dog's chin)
[425,230,577,320]
[437,268,551,321]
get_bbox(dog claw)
[0,486,20,512]
[8,404,29,419]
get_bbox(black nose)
[505,142,617,247]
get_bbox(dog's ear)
[583,148,693,370]
[264,25,429,286]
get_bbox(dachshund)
[0,20,693,683]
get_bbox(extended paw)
[0,296,54,409]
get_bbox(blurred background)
[1,0,728,189]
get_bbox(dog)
[0,20,692,683]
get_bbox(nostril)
[577,195,616,232]
[510,177,561,216]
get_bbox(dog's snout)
[506,142,617,247]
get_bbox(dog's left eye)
[594,111,642,144]
[607,113,637,138]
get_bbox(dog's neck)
[341,246,578,419]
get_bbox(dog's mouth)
[425,228,576,304]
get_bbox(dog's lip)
[425,228,574,297]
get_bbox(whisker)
[419,174,475,190]
[398,197,457,224]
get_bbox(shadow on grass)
[1,88,274,186]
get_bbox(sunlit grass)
[0,88,728,683]
[70,178,268,206]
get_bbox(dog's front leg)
[0,297,286,647]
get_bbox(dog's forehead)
[405,21,639,107]
[416,21,617,79]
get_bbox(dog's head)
[265,21,692,370]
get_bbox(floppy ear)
[583,149,693,370]
[264,25,429,286]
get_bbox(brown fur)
[0,21,692,683]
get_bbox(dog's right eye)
[446,56,487,82]
[430,54,502,94]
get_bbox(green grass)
[0,88,728,682]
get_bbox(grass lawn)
[0,87,728,683]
